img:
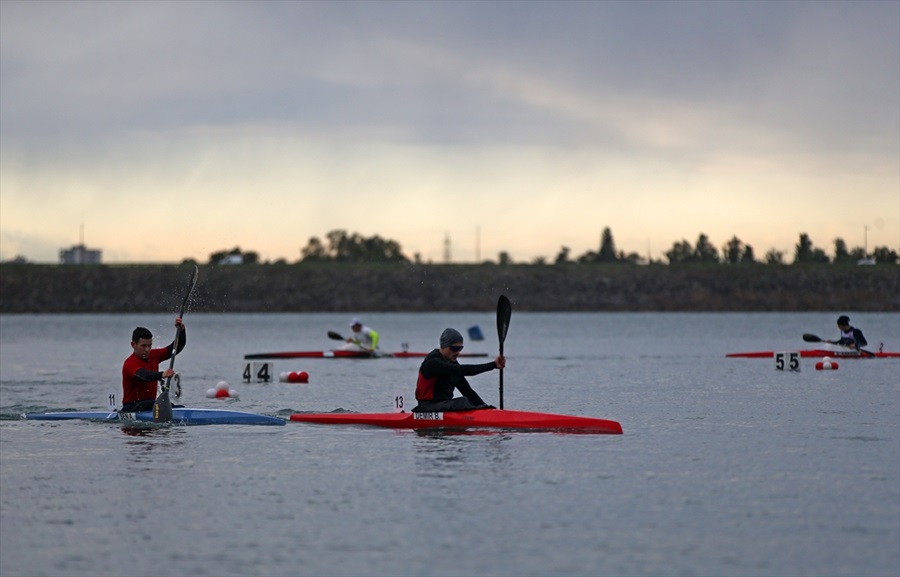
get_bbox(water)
[1,312,898,577]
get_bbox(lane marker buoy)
[279,371,309,383]
[815,357,839,371]
[206,380,239,398]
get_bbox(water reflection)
[411,428,513,479]
[119,425,187,459]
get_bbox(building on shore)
[59,244,102,265]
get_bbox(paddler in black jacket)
[829,315,868,350]
[413,328,505,412]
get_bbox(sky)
[1,1,898,264]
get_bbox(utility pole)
[443,232,451,263]
[475,226,480,263]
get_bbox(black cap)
[837,315,850,326]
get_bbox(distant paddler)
[336,317,380,354]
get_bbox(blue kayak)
[23,408,285,426]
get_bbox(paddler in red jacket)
[412,327,504,412]
[121,318,186,412]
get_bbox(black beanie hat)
[440,328,463,348]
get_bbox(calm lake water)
[1,311,899,577]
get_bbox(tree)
[577,227,620,263]
[598,227,617,262]
[618,250,643,264]
[665,240,694,264]
[873,246,899,264]
[693,233,719,263]
[740,245,756,264]
[554,246,571,264]
[576,250,598,263]
[793,233,829,264]
[299,230,409,263]
[765,249,785,265]
[300,237,329,261]
[850,247,867,261]
[722,236,745,264]
[498,251,513,265]
[833,238,854,264]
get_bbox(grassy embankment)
[1,262,897,313]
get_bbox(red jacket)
[121,347,172,405]
[121,330,186,405]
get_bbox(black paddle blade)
[802,333,823,343]
[496,295,512,351]
[153,387,173,423]
[327,331,345,341]
[496,295,511,410]
[154,265,197,424]
[179,265,200,317]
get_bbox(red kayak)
[289,409,623,434]
[727,349,900,359]
[244,350,488,359]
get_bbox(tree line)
[207,228,899,266]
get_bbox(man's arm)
[421,356,497,379]
[134,368,165,381]
[164,327,187,357]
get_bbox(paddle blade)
[496,295,512,410]
[327,331,345,341]
[496,295,512,351]
[153,386,173,422]
[179,265,200,317]
[802,333,823,343]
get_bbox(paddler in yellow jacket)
[339,317,380,353]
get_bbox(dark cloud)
[1,1,897,160]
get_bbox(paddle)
[327,331,345,341]
[802,333,875,357]
[496,295,511,410]
[153,265,200,423]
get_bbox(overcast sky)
[1,0,898,264]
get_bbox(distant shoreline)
[1,263,897,313]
